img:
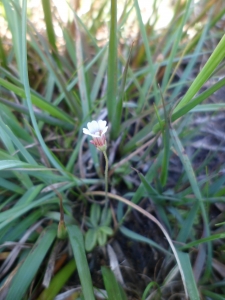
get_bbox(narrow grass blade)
[175,251,200,300]
[201,290,225,300]
[0,97,73,130]
[41,0,60,68]
[172,77,225,121]
[169,125,208,225]
[133,0,158,107]
[21,0,65,173]
[119,226,170,255]
[87,191,189,299]
[101,266,127,300]
[161,0,192,92]
[2,0,23,75]
[107,0,118,124]
[137,171,171,232]
[168,6,210,103]
[67,225,95,300]
[90,49,107,102]
[37,260,76,300]
[169,124,212,278]
[0,118,37,165]
[6,225,57,300]
[177,202,199,243]
[159,92,170,186]
[174,33,225,113]
[0,36,7,69]
[0,78,74,124]
[0,160,34,170]
[180,232,225,251]
[112,44,133,139]
[153,34,225,134]
[74,14,90,119]
[0,178,24,194]
[15,184,43,207]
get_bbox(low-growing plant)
[1,0,225,299]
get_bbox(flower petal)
[101,126,108,135]
[83,128,92,136]
[98,120,107,131]
[87,121,99,134]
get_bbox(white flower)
[83,120,108,151]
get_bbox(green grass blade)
[174,33,225,113]
[180,232,225,251]
[101,266,127,300]
[169,124,212,279]
[41,0,60,68]
[161,0,192,92]
[0,118,37,165]
[176,251,200,300]
[133,0,159,107]
[67,225,95,300]
[0,178,24,194]
[177,202,199,243]
[112,45,133,139]
[153,34,225,133]
[172,77,225,121]
[107,0,118,124]
[0,97,73,130]
[2,0,23,75]
[160,94,170,186]
[21,0,65,173]
[6,225,57,300]
[0,36,7,69]
[201,290,225,300]
[38,260,76,300]
[74,14,90,119]
[0,78,74,124]
[120,226,171,255]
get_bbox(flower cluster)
[83,120,108,151]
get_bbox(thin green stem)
[102,150,108,203]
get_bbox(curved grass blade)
[67,225,95,300]
[87,191,190,299]
[6,225,57,300]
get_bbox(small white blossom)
[83,120,108,151]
